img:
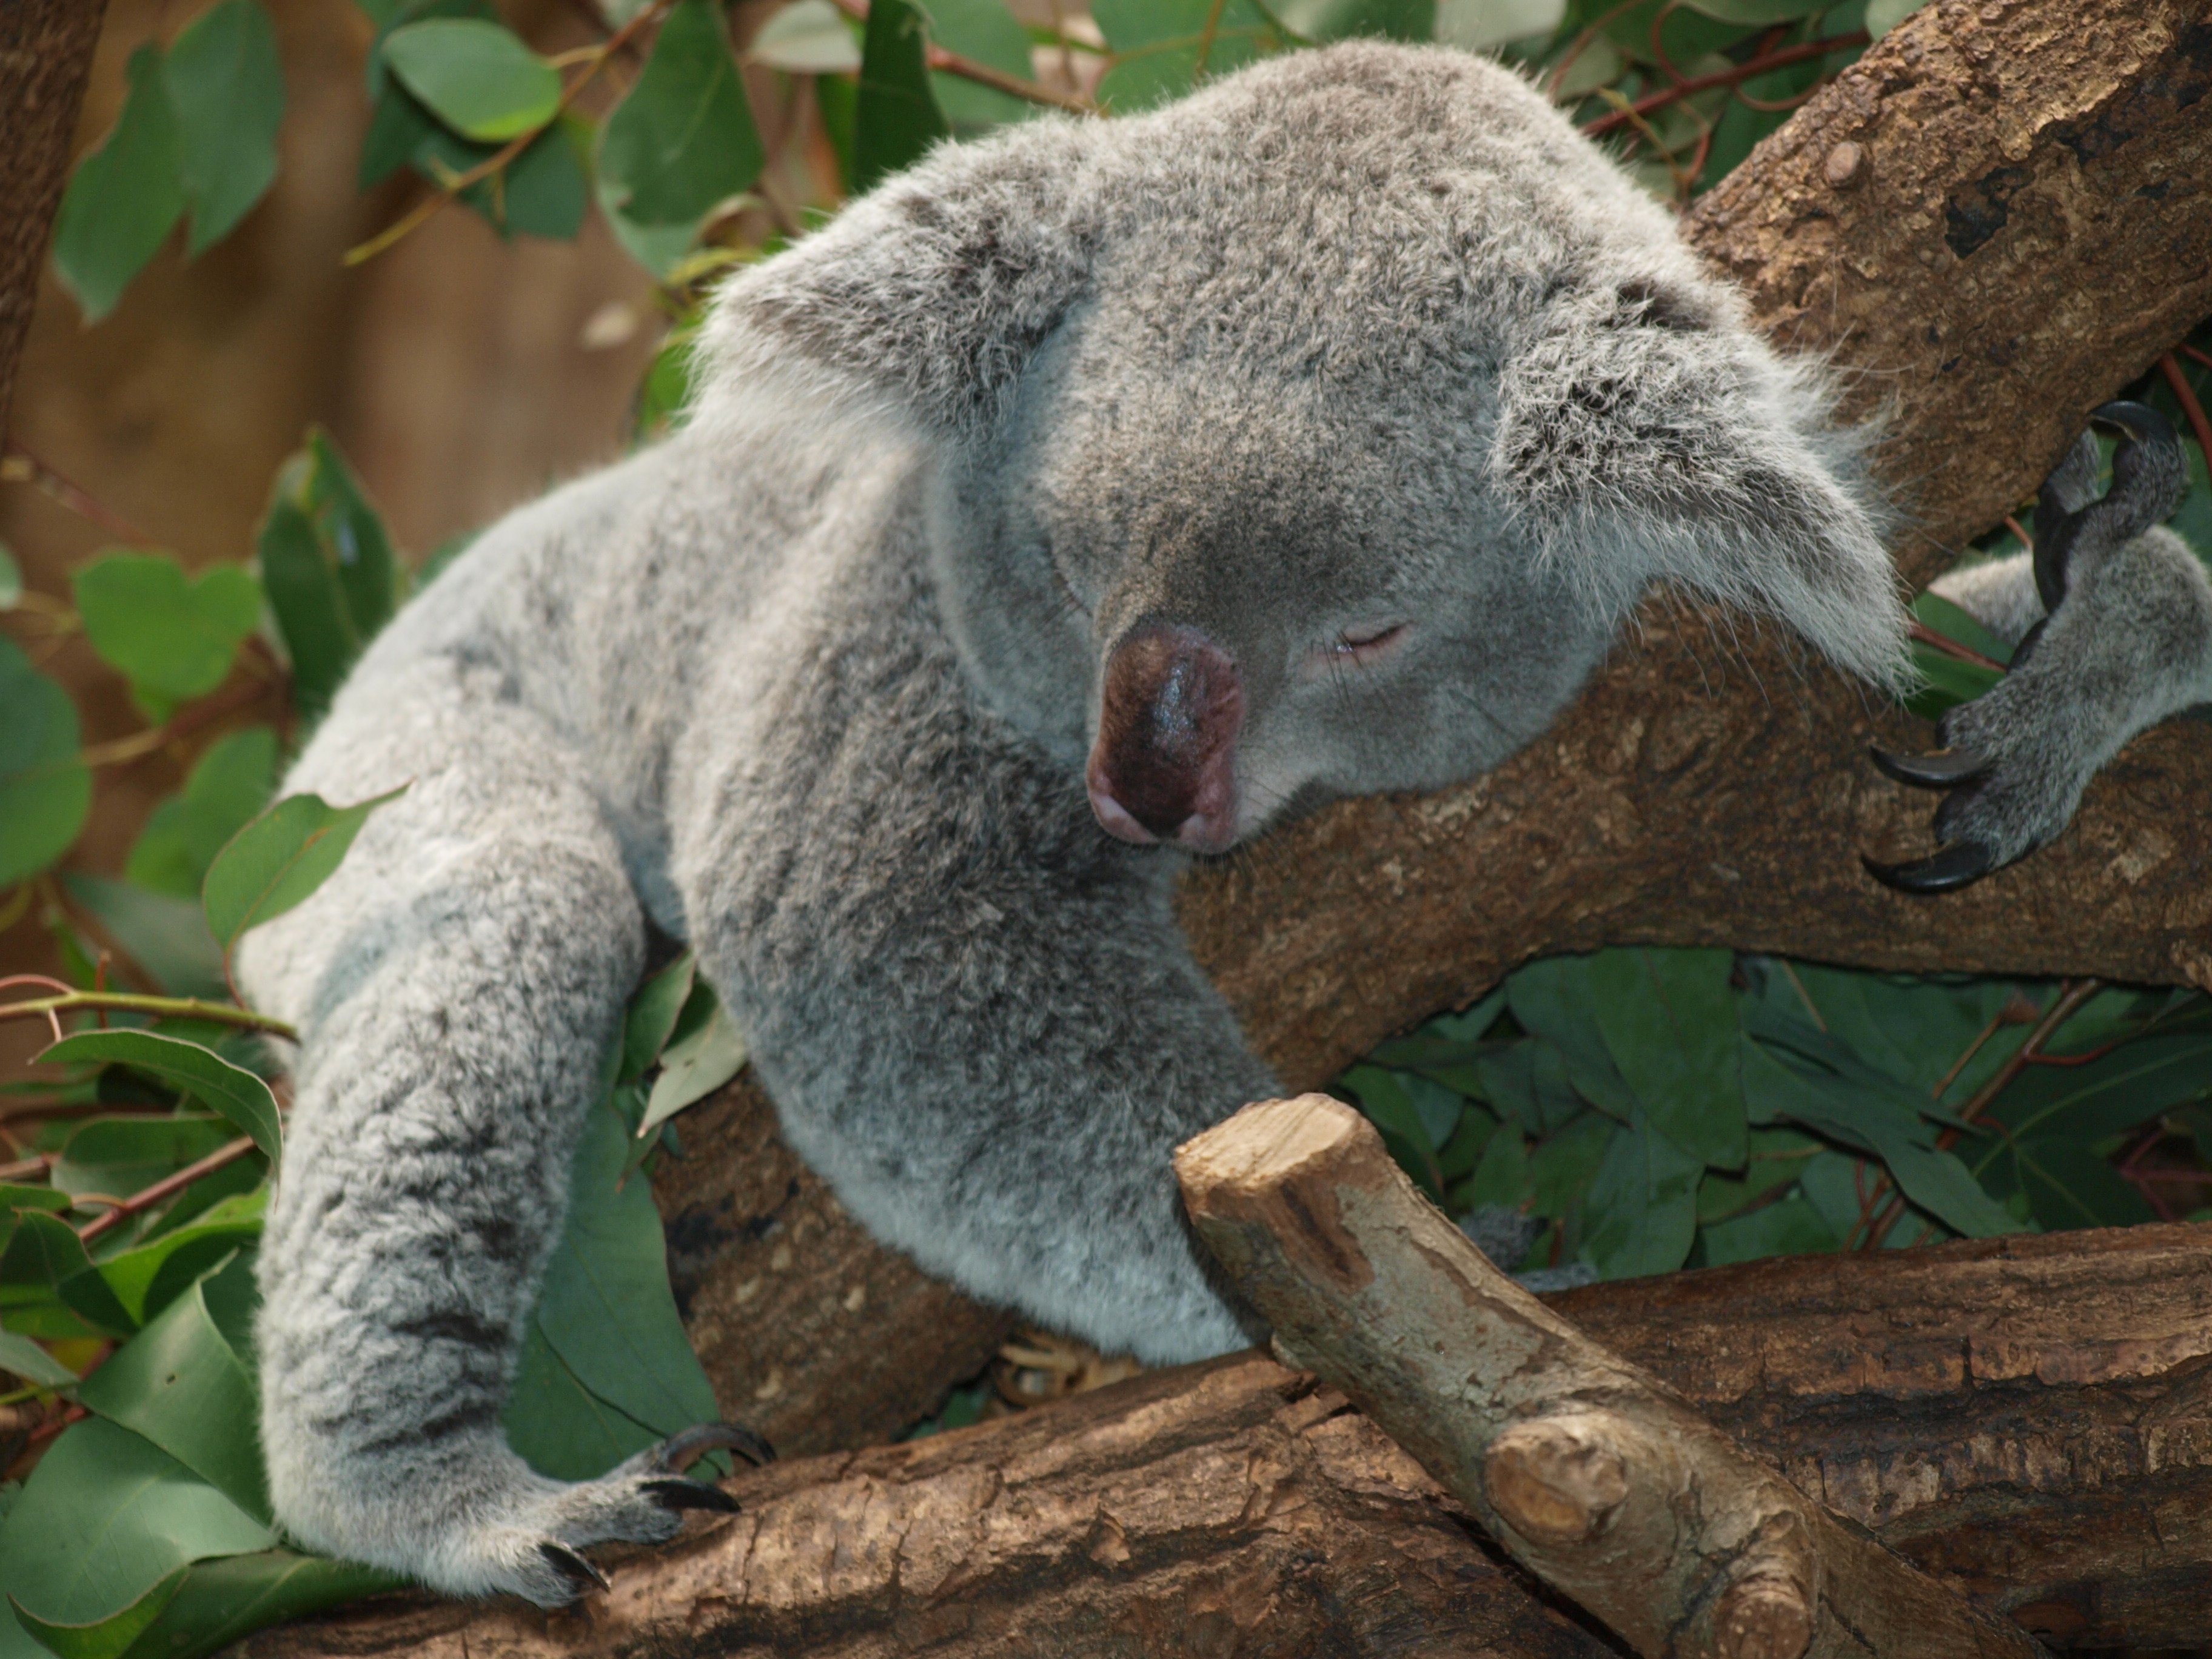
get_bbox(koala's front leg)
[240,686,752,1606]
[690,768,1277,1365]
[1868,403,2212,891]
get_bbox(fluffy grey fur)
[233,41,2197,1604]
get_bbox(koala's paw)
[458,1422,775,1607]
[1862,683,2094,894]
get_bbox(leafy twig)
[822,0,1096,114]
[3,990,297,1041]
[76,1135,258,1245]
[1581,33,1868,137]
[345,0,676,267]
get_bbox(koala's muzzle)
[1087,624,1244,852]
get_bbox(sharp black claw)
[641,1476,742,1515]
[1869,744,1989,789]
[1860,843,1995,894]
[651,1421,777,1473]
[537,1540,611,1599]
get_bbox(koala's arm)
[1882,414,2212,876]
[676,626,1275,1366]
[236,659,731,1606]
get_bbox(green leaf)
[112,1550,400,1659]
[125,728,281,902]
[1698,1195,1838,1267]
[51,45,187,323]
[1529,1110,1614,1220]
[1586,947,1747,1170]
[382,19,560,141]
[921,0,1037,129]
[636,1000,746,1140]
[49,1118,237,1212]
[63,875,227,1000]
[0,545,22,609]
[853,0,950,192]
[1341,1067,1444,1200]
[622,953,697,1083]
[1580,1117,1701,1279]
[93,1192,266,1327]
[0,1416,273,1629]
[1272,0,1435,41]
[70,553,261,717]
[357,0,497,187]
[1978,1134,2155,1233]
[0,1330,79,1391]
[600,0,765,226]
[1983,1031,2212,1146]
[1464,1125,1529,1210]
[1912,590,2014,667]
[39,1033,280,1164]
[1471,1041,1586,1137]
[201,785,409,953]
[2,1214,136,1338]
[256,434,398,720]
[8,1566,185,1659]
[531,1106,720,1439]
[504,1320,660,1480]
[0,637,91,887]
[1866,0,1928,35]
[1673,0,1824,19]
[749,0,862,72]
[164,0,286,255]
[1091,0,1278,111]
[1505,956,1640,1121]
[78,1256,267,1523]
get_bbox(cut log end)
[1174,1094,1382,1206]
[1483,1416,1631,1544]
[1714,1576,1815,1659]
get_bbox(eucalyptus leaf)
[125,728,281,902]
[638,1001,747,1139]
[1699,1195,1838,1266]
[2,1213,136,1337]
[115,1550,402,1659]
[256,430,400,720]
[0,637,91,888]
[39,1032,280,1164]
[71,554,261,717]
[202,785,409,952]
[750,0,863,71]
[77,1258,269,1522]
[0,1417,273,1628]
[1580,1117,1701,1278]
[1586,947,1747,1170]
[382,18,561,141]
[8,1566,184,1659]
[51,46,187,323]
[62,874,227,1000]
[600,0,765,226]
[854,0,951,190]
[0,1330,78,1391]
[922,0,1037,129]
[164,0,286,255]
[622,953,697,1083]
[49,1118,238,1211]
[1506,955,1640,1121]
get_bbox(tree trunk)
[238,1215,2212,1656]
[0,0,107,431]
[652,0,2212,1455]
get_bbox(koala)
[235,40,2207,1606]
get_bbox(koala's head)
[697,44,1907,851]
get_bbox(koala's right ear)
[692,122,1099,444]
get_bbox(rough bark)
[1176,1095,2045,1659]
[652,0,2212,1452]
[0,0,107,432]
[240,1215,2212,1657]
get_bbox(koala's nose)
[1087,623,1244,852]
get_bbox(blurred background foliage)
[2,0,2211,1652]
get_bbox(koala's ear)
[694,122,1099,443]
[1489,283,1912,691]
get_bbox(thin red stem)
[2159,353,2212,478]
[1581,33,1868,136]
[75,1136,256,1246]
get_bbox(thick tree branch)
[0,1,106,432]
[244,1215,2212,1654]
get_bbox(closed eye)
[1316,620,1409,671]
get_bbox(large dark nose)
[1087,623,1244,852]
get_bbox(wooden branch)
[244,1210,2212,1656]
[0,0,108,430]
[1176,1095,2047,1659]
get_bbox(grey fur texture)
[233,41,2192,1604]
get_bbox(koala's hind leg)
[238,670,758,1606]
[1868,403,2212,891]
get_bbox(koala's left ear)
[694,122,1099,443]
[1490,283,1913,692]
